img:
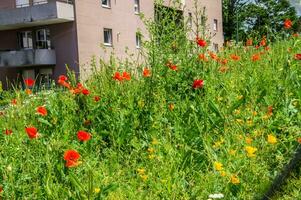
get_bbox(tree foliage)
[223,0,300,42]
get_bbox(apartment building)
[0,0,223,88]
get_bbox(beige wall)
[75,0,224,80]
[0,0,15,9]
[74,0,153,80]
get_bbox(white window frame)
[16,0,30,8]
[102,0,111,8]
[213,19,218,31]
[19,31,33,49]
[33,0,48,6]
[36,29,51,49]
[103,28,113,46]
[136,32,141,48]
[134,0,140,14]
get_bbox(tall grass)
[0,1,300,199]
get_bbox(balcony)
[0,49,56,67]
[0,0,74,31]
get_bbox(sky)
[289,0,301,15]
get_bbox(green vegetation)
[0,2,300,199]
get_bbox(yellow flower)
[247,119,253,126]
[236,119,244,124]
[213,140,224,148]
[140,174,148,181]
[151,138,159,145]
[148,154,155,159]
[234,109,241,115]
[237,95,244,100]
[137,168,145,175]
[267,134,277,144]
[245,146,257,157]
[262,114,270,120]
[214,162,223,171]
[231,175,240,185]
[168,103,175,111]
[245,137,253,144]
[94,188,101,193]
[220,171,226,177]
[229,149,236,155]
[147,148,155,154]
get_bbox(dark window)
[134,0,140,14]
[104,28,113,46]
[102,0,110,8]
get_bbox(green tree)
[223,0,300,42]
[222,0,248,41]
[244,0,298,40]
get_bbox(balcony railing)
[16,0,73,8]
[0,0,74,31]
[0,49,56,67]
[0,0,73,10]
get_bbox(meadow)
[0,8,300,200]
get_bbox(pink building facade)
[0,0,223,88]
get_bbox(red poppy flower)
[251,54,260,62]
[192,79,204,89]
[122,72,131,81]
[143,68,151,77]
[267,105,273,116]
[58,79,71,89]
[293,33,299,38]
[113,72,123,81]
[94,96,100,102]
[295,54,301,60]
[36,106,47,116]
[77,130,91,142]
[169,64,178,71]
[230,54,240,61]
[297,138,301,144]
[11,99,17,105]
[58,75,68,82]
[4,129,12,135]
[246,39,253,46]
[82,89,90,95]
[198,54,208,62]
[25,126,38,139]
[196,37,207,47]
[260,38,266,47]
[284,19,292,29]
[24,78,35,87]
[209,51,218,60]
[219,66,229,73]
[64,150,80,168]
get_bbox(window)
[36,29,51,49]
[213,19,218,31]
[188,12,192,27]
[39,68,53,88]
[103,28,113,46]
[213,43,219,52]
[16,0,29,8]
[134,0,140,14]
[18,31,33,49]
[102,0,110,8]
[33,0,48,6]
[136,33,141,48]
